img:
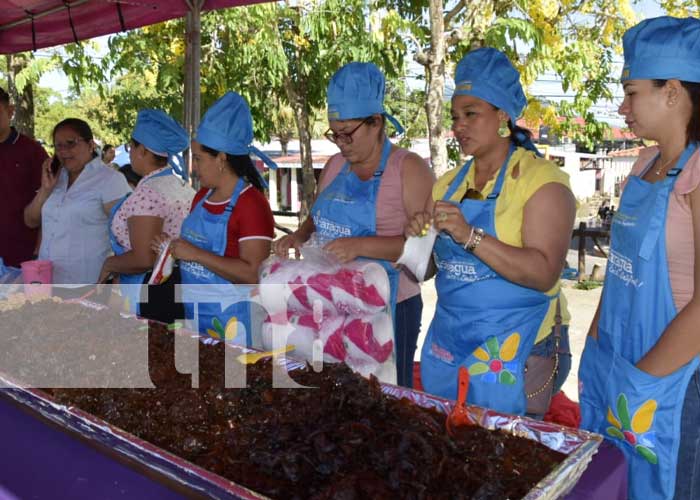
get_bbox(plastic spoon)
[446,366,473,436]
[237,345,295,365]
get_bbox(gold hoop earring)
[497,120,511,138]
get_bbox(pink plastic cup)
[20,260,53,297]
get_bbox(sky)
[37,1,669,128]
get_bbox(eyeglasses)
[53,138,85,151]
[324,119,370,145]
[460,186,484,201]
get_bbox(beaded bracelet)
[463,227,475,251]
[463,227,485,252]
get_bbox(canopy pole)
[184,0,205,186]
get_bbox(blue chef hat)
[196,91,277,189]
[621,16,700,83]
[327,62,404,135]
[453,48,540,155]
[132,109,190,180]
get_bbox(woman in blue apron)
[153,92,277,345]
[100,110,193,323]
[406,48,576,416]
[273,62,435,387]
[578,17,700,500]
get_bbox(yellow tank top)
[432,147,572,343]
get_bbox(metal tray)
[0,297,601,499]
[382,386,602,500]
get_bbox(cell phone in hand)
[50,155,61,175]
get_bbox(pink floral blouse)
[111,167,195,250]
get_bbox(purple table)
[0,395,187,500]
[0,393,626,499]
[566,440,628,499]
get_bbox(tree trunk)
[426,0,448,177]
[296,102,315,222]
[280,139,289,156]
[6,54,35,138]
[284,78,316,222]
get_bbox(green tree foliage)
[380,0,638,175]
[33,86,123,148]
[2,53,59,137]
[55,1,405,217]
[193,0,406,218]
[105,21,187,123]
[658,0,700,16]
[37,1,676,200]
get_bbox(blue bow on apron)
[421,146,553,415]
[109,167,175,315]
[579,143,700,500]
[179,178,253,345]
[310,138,400,329]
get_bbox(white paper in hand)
[149,240,174,285]
[397,226,438,282]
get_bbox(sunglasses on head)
[460,186,484,201]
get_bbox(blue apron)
[579,143,700,500]
[179,178,253,345]
[108,167,175,314]
[421,146,553,415]
[310,138,400,323]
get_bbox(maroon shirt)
[0,128,47,267]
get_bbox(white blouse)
[39,157,132,284]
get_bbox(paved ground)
[273,216,606,401]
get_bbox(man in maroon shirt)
[0,86,48,267]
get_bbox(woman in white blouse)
[24,118,131,285]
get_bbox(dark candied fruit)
[1,301,566,499]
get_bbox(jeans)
[528,324,572,395]
[394,294,423,388]
[526,325,572,419]
[674,368,700,499]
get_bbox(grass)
[573,280,603,290]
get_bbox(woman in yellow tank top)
[407,48,576,417]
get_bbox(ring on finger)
[437,212,448,222]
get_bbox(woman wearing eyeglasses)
[406,48,576,416]
[273,62,435,387]
[24,118,131,285]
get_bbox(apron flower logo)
[468,333,520,385]
[207,316,239,341]
[606,393,658,465]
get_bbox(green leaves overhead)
[11,56,59,95]
[659,0,700,17]
[485,17,543,53]
[57,0,406,147]
[20,0,652,177]
[374,0,638,174]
